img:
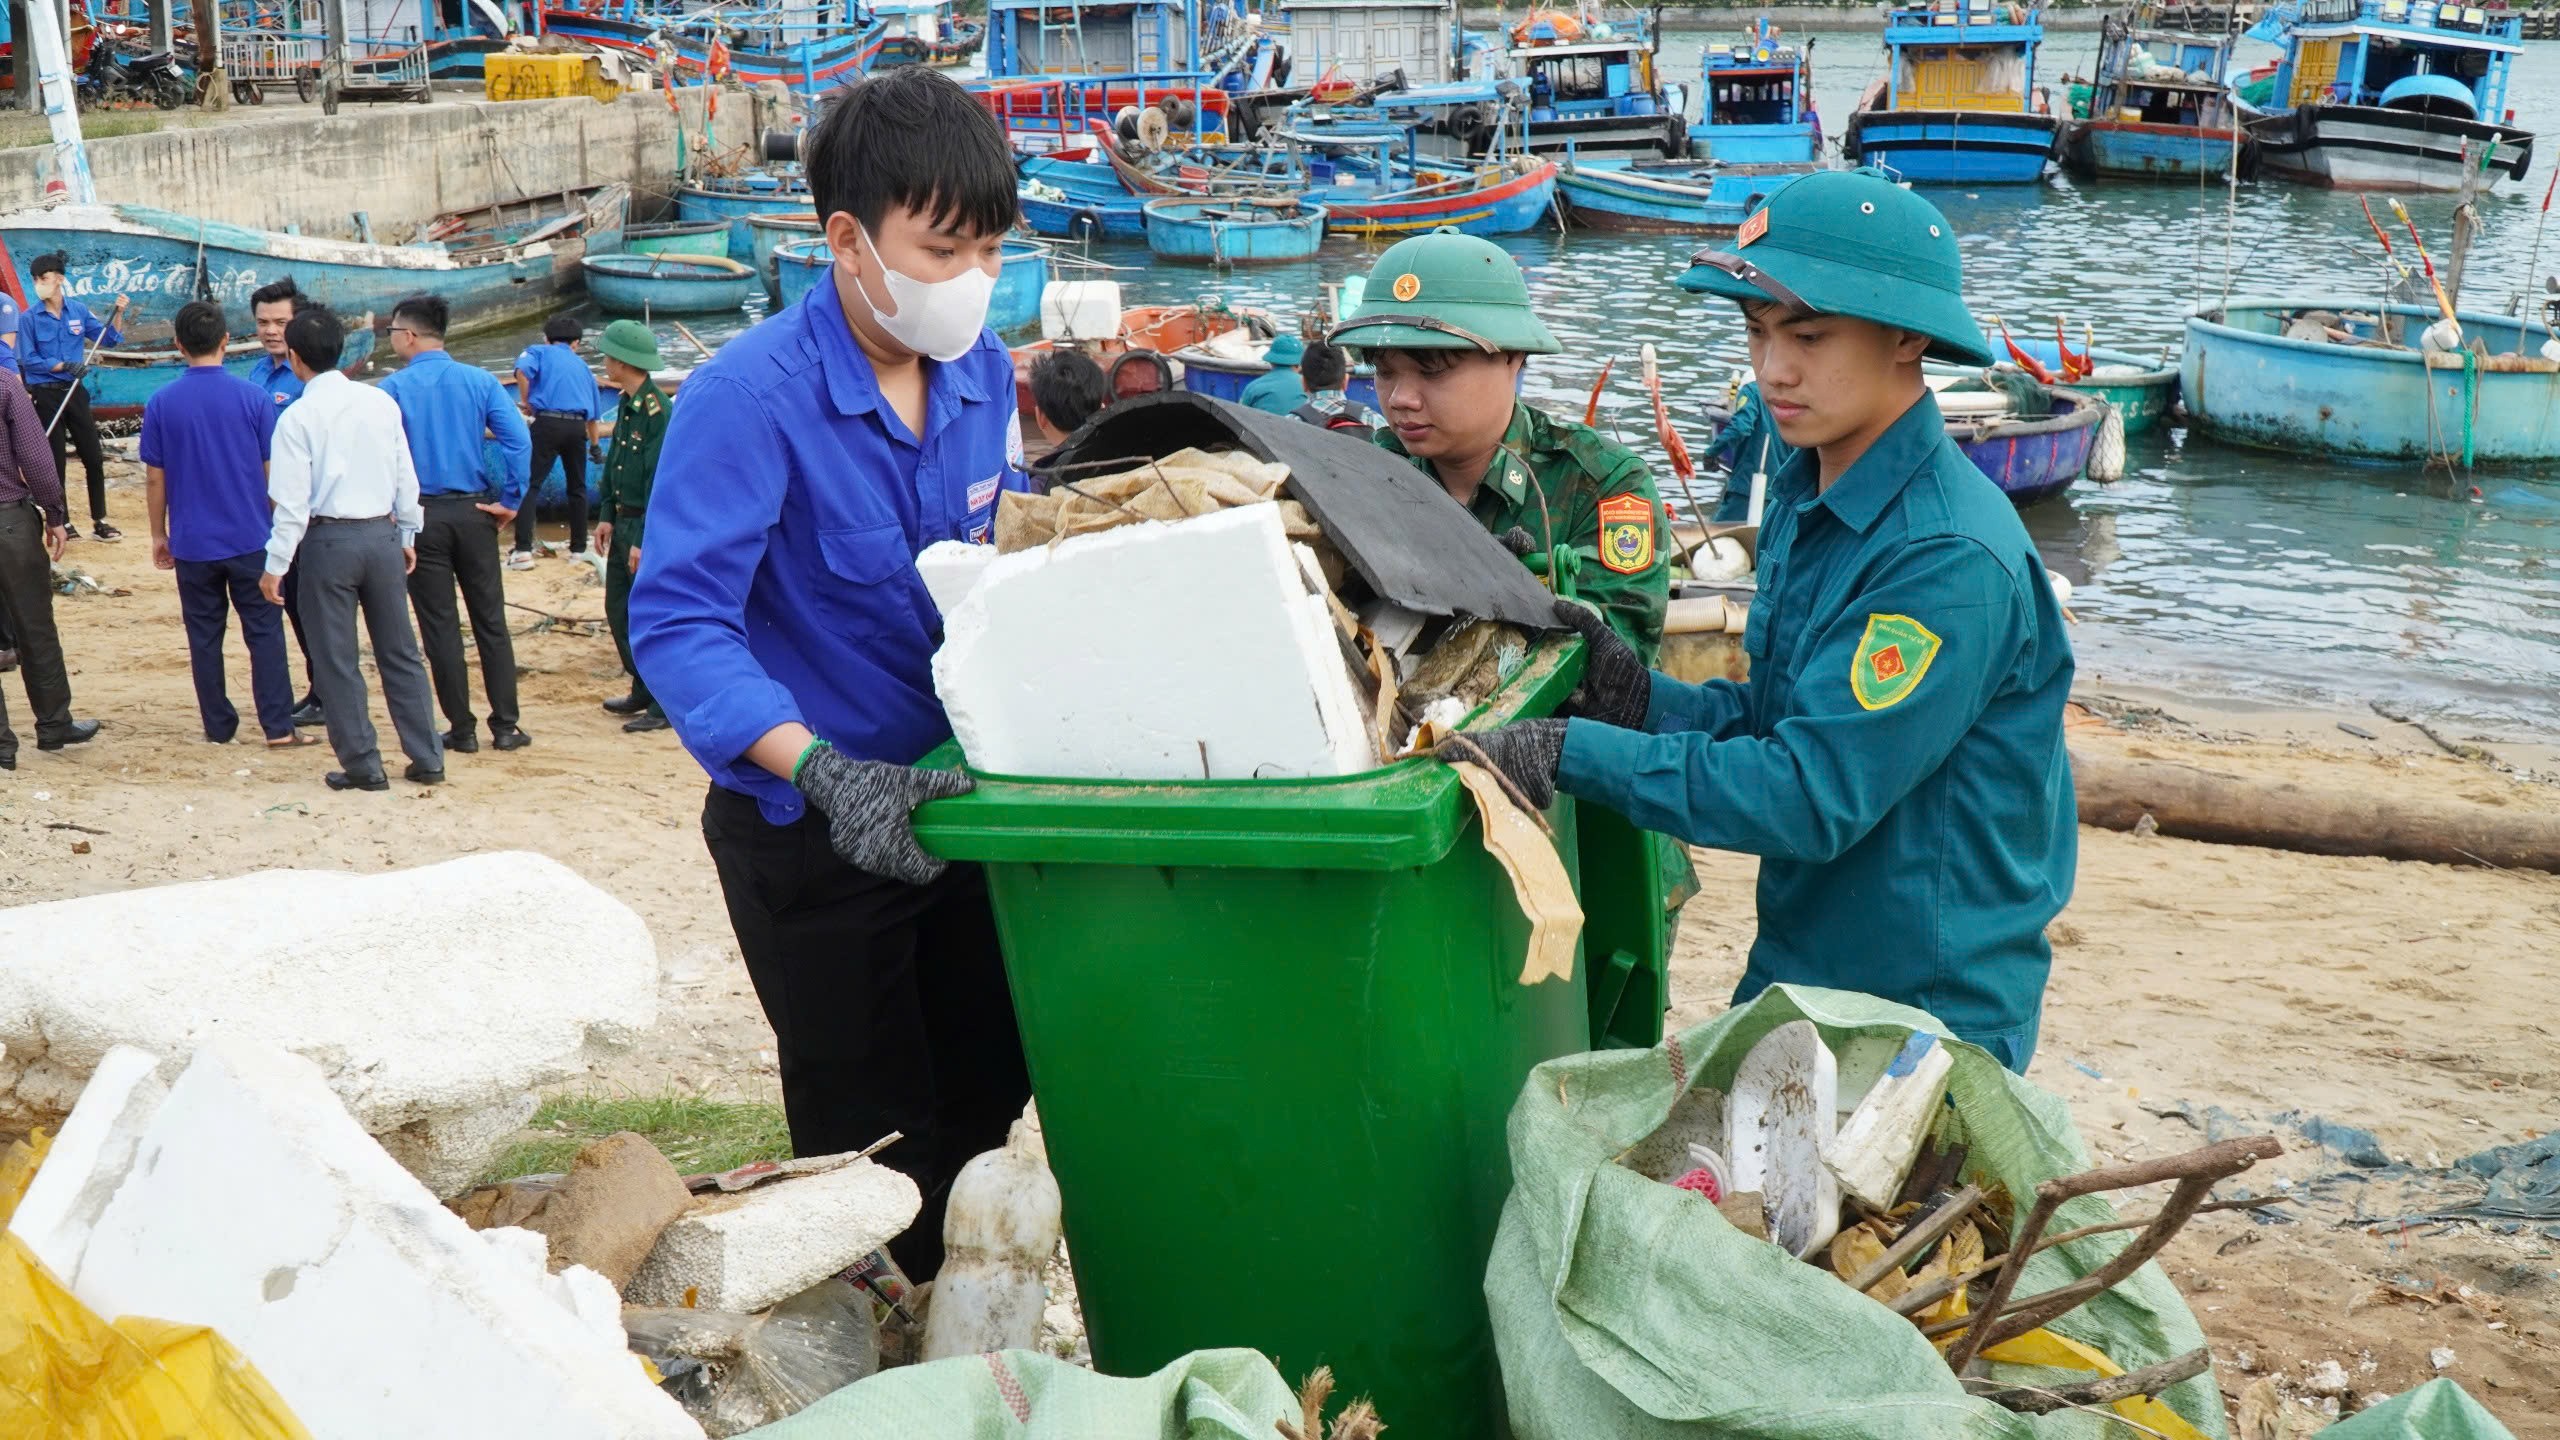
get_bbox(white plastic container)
[1725,1020,1840,1258]
[1040,280,1124,342]
[919,1117,1065,1361]
[1822,1031,1954,1210]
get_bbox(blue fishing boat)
[2062,8,2248,180]
[1557,158,1809,232]
[0,184,628,341]
[745,212,823,303]
[1019,185,1152,242]
[1842,0,2062,184]
[1113,132,1563,238]
[620,220,732,257]
[583,253,757,315]
[1143,196,1327,264]
[875,0,986,65]
[538,0,889,96]
[972,0,1236,153]
[1948,387,2103,504]
[85,324,379,421]
[1340,5,1687,162]
[2235,0,2531,192]
[773,236,833,311]
[674,174,815,261]
[2183,297,2560,462]
[1690,18,1822,165]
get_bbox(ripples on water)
[455,30,2560,735]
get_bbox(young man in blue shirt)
[248,277,328,729]
[18,254,127,542]
[378,293,535,755]
[630,67,1031,1283]
[142,301,302,748]
[0,290,20,386]
[509,313,605,568]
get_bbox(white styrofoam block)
[1040,280,1122,342]
[10,1046,166,1282]
[916,539,1000,618]
[35,1038,699,1439]
[0,853,658,1195]
[932,505,1378,781]
[625,1160,922,1314]
[551,1264,628,1351]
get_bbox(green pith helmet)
[596,319,665,371]
[1677,168,1994,368]
[1327,228,1561,355]
[1263,331,1306,368]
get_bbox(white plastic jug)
[919,1116,1065,1361]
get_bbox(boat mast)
[22,0,98,205]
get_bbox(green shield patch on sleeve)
[1850,613,1941,711]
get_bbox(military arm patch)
[1595,492,1655,575]
[1851,613,1941,710]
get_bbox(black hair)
[806,67,1017,239]
[173,300,227,359]
[29,252,66,279]
[1028,348,1108,434]
[543,314,582,344]
[1300,342,1347,392]
[391,292,449,339]
[286,306,346,373]
[249,277,305,311]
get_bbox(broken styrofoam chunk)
[917,540,1000,618]
[0,853,658,1196]
[625,1160,922,1315]
[10,1045,166,1281]
[1822,1031,1953,1210]
[1726,1020,1840,1258]
[12,1038,699,1439]
[932,505,1380,780]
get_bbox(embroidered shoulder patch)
[1596,492,1654,575]
[1851,613,1940,711]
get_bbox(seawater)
[450,28,2560,736]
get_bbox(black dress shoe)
[404,762,445,785]
[491,726,532,751]
[0,751,14,771]
[442,727,480,754]
[290,699,326,728]
[601,692,648,716]
[36,719,99,751]
[90,521,123,542]
[0,648,17,673]
[325,769,390,792]
[621,713,671,734]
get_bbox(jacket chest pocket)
[812,524,922,640]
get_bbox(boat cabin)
[2260,0,2518,123]
[2088,13,2236,128]
[1692,18,1818,164]
[1279,0,1454,86]
[1508,11,1667,127]
[1879,0,2047,115]
[984,0,1200,77]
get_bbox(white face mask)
[847,222,995,363]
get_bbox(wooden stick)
[1963,1347,2212,1415]
[1892,1195,2287,1318]
[671,319,715,361]
[1845,1184,1981,1294]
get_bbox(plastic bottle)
[919,1116,1065,1361]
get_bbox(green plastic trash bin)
[913,640,1613,1437]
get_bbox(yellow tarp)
[0,1133,310,1440]
[486,52,621,104]
[1978,1327,2213,1440]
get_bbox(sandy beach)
[3,463,2553,1433]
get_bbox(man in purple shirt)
[0,349,99,769]
[143,301,300,747]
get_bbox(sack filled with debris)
[738,1345,1298,1438]
[1486,984,2227,1440]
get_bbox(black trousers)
[407,493,519,734]
[281,560,319,708]
[701,783,1031,1283]
[515,416,590,555]
[175,549,295,742]
[25,383,105,526]
[0,502,75,758]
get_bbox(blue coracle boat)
[773,237,1049,335]
[1143,197,1326,264]
[774,237,833,311]
[86,325,379,421]
[583,254,757,315]
[746,212,823,303]
[675,173,816,260]
[1843,0,2062,183]
[1950,387,2102,504]
[1690,17,1823,165]
[1019,187,1151,242]
[2183,297,2560,462]
[0,185,628,340]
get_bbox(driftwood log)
[2071,748,2560,874]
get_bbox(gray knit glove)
[794,742,976,885]
[1552,599,1651,730]
[1437,718,1566,812]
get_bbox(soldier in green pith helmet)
[591,319,673,735]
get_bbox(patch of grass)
[477,1091,791,1186]
[0,112,175,150]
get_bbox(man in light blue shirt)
[0,291,21,385]
[377,292,533,755]
[509,313,606,566]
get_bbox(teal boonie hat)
[1263,332,1306,368]
[596,319,665,371]
[1327,227,1561,355]
[1678,169,1993,367]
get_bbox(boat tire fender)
[1069,210,1105,243]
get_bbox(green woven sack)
[743,1347,1295,1438]
[1486,985,2228,1439]
[2319,1379,2515,1439]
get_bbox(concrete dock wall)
[0,89,767,241]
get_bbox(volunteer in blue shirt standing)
[1450,170,2076,1072]
[142,301,302,748]
[630,67,1032,1284]
[18,254,127,541]
[378,293,535,755]
[0,290,21,386]
[509,314,605,568]
[248,277,329,729]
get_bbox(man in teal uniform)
[1235,332,1308,416]
[1448,169,2076,1071]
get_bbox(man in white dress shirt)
[259,307,443,792]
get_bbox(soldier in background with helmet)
[591,319,673,736]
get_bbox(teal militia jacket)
[1555,393,2076,1071]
